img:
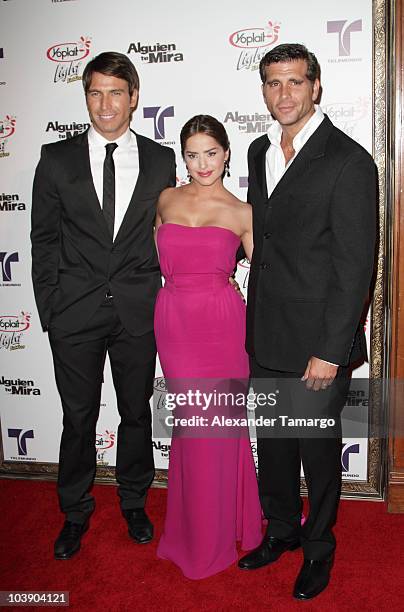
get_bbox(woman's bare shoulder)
[158,186,177,204]
[231,198,252,233]
[230,195,252,215]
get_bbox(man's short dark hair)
[82,51,139,96]
[259,43,320,84]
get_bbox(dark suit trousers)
[48,298,156,523]
[251,356,350,560]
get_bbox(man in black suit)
[31,52,175,559]
[238,44,376,599]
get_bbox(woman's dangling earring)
[224,159,230,178]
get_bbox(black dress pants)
[251,356,351,560]
[49,298,156,523]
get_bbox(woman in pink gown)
[154,115,262,579]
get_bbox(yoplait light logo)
[96,430,116,451]
[0,311,31,352]
[229,21,280,48]
[0,115,16,140]
[0,312,31,333]
[96,429,116,465]
[229,20,280,72]
[46,36,91,62]
[237,258,250,290]
[0,115,16,159]
[323,97,369,138]
[176,175,188,187]
[46,36,91,84]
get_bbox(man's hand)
[229,276,245,303]
[301,357,338,391]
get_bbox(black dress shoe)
[293,556,334,600]
[123,509,153,544]
[238,536,301,569]
[54,519,90,560]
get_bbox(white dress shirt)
[265,106,337,367]
[265,105,324,198]
[88,126,139,240]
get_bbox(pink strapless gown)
[154,223,262,580]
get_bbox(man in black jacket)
[238,44,376,599]
[31,52,176,559]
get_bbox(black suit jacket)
[31,129,176,335]
[246,115,376,372]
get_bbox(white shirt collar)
[88,126,133,149]
[267,105,324,153]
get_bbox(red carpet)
[0,480,403,611]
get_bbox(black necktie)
[102,142,118,239]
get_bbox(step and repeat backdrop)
[0,0,374,485]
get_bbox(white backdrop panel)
[0,0,372,478]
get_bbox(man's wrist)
[313,356,339,367]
